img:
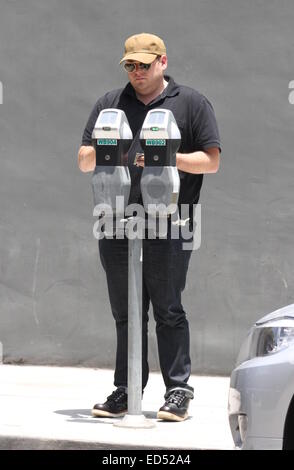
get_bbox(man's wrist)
[176,153,184,170]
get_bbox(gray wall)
[0,0,293,374]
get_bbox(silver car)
[228,304,294,450]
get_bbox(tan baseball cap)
[119,33,166,64]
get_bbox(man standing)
[78,33,221,421]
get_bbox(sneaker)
[92,387,128,418]
[157,387,194,422]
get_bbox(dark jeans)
[99,231,193,393]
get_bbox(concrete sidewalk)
[0,365,234,450]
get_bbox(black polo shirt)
[82,75,221,212]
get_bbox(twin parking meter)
[91,108,181,428]
[91,108,181,228]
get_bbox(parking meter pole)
[114,230,155,428]
[127,235,142,415]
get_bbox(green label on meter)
[146,139,166,146]
[97,138,117,145]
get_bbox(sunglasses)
[123,62,153,73]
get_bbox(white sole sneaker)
[157,410,188,422]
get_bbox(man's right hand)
[78,145,96,172]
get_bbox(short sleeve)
[81,98,104,146]
[192,96,221,152]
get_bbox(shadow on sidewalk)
[54,409,164,423]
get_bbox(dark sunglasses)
[123,62,152,73]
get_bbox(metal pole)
[114,223,155,428]
[127,235,143,415]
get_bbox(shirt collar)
[123,75,180,103]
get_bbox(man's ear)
[161,55,168,70]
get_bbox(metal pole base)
[113,414,156,429]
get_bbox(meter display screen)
[100,111,118,126]
[146,111,166,126]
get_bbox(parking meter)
[140,109,181,214]
[91,109,132,217]
[90,109,154,429]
